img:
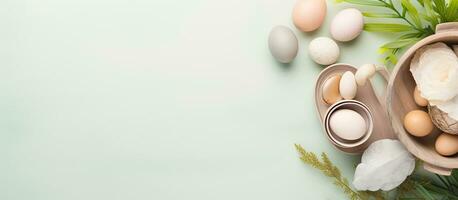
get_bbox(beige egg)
[322,74,342,105]
[404,110,434,137]
[292,0,327,32]
[413,86,428,107]
[435,133,458,156]
[355,64,376,86]
[308,37,340,65]
[339,71,357,100]
[329,109,367,140]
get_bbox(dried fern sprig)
[294,144,458,199]
[294,144,382,200]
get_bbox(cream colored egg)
[403,110,434,137]
[309,37,340,65]
[292,0,327,32]
[322,74,342,105]
[330,109,367,140]
[339,71,357,100]
[355,64,376,86]
[435,133,458,156]
[330,8,364,42]
[413,86,428,107]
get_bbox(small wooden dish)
[387,22,458,175]
[314,63,396,154]
[324,100,373,148]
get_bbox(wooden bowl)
[315,63,396,154]
[387,22,458,175]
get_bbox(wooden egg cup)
[314,63,396,154]
[387,22,458,175]
[324,100,374,149]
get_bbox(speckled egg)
[308,37,340,65]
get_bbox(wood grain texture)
[387,22,458,175]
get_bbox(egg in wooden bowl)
[387,22,458,176]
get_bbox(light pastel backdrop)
[1,0,392,199]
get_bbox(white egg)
[330,109,367,140]
[330,8,364,42]
[268,26,299,63]
[355,64,376,86]
[308,37,340,65]
[340,71,357,100]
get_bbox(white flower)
[353,139,415,191]
[410,42,458,102]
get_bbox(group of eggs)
[324,64,377,142]
[404,87,458,156]
[268,0,364,64]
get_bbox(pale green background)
[0,0,392,199]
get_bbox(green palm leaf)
[364,23,413,32]
[446,0,458,21]
[363,12,399,18]
[381,38,419,49]
[401,0,423,28]
[335,0,385,6]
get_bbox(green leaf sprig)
[336,0,458,66]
